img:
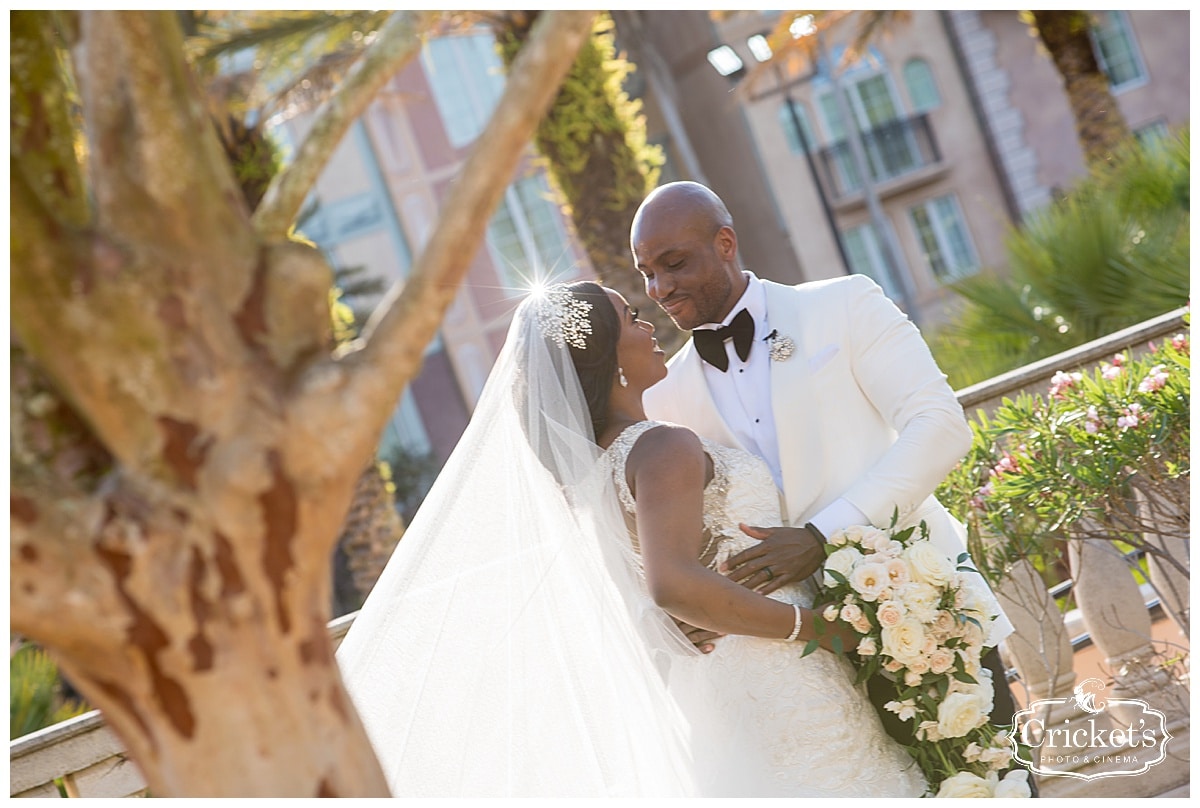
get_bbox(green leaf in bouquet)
[854,664,874,686]
[825,568,849,586]
[830,635,845,657]
[801,639,820,658]
[952,669,978,684]
[936,677,950,698]
[957,552,970,564]
[892,525,916,543]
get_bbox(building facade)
[275,10,1188,469]
[278,28,591,466]
[628,9,1189,328]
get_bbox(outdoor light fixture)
[706,44,744,78]
[746,34,773,63]
[705,26,853,278]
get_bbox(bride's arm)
[626,424,851,651]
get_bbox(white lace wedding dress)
[605,421,928,798]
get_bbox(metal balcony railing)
[815,113,942,201]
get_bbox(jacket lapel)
[667,340,749,454]
[763,282,823,524]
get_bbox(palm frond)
[934,128,1189,387]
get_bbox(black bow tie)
[693,308,754,372]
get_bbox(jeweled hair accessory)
[535,286,593,350]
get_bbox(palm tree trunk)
[493,12,686,353]
[1029,10,1131,166]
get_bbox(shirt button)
[739,369,744,373]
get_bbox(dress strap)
[606,420,666,515]
[606,420,724,569]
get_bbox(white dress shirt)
[695,272,868,538]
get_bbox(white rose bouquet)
[807,519,1031,798]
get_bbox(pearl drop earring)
[618,368,629,388]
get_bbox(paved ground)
[1005,614,1190,799]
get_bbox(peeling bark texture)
[1030,10,1131,166]
[260,450,299,635]
[158,417,212,491]
[11,8,594,797]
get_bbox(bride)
[336,281,926,797]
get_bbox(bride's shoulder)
[618,421,704,464]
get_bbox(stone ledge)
[956,308,1188,413]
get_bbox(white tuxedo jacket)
[643,274,1013,644]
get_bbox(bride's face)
[604,289,667,390]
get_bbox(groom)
[634,182,1023,745]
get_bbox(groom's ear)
[713,225,737,261]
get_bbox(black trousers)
[866,647,1039,796]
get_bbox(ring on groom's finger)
[764,567,774,581]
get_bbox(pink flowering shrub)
[937,317,1190,585]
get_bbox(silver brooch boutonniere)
[765,329,796,362]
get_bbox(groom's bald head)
[631,182,734,244]
[630,182,746,330]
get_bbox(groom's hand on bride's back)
[674,618,724,654]
[722,524,824,595]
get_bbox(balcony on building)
[815,112,948,210]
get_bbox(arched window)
[903,58,940,113]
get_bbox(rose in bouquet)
[805,519,1031,798]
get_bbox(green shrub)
[932,129,1189,389]
[937,315,1190,588]
[10,642,90,740]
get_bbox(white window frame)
[908,194,980,283]
[902,57,941,114]
[421,32,506,147]
[841,222,902,300]
[816,69,920,190]
[1134,119,1170,149]
[1089,10,1148,93]
[486,175,571,293]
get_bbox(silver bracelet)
[786,603,803,642]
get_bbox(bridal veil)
[335,288,703,796]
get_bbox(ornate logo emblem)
[1010,678,1173,781]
